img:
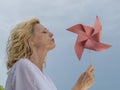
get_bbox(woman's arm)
[72,65,95,90]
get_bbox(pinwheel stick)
[89,50,92,65]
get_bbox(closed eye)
[42,31,47,33]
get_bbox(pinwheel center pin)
[87,35,91,39]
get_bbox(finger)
[87,78,94,86]
[92,69,95,74]
[86,65,94,73]
[86,73,94,82]
[88,70,95,78]
[86,70,95,79]
[89,68,95,75]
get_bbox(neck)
[29,48,48,72]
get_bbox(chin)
[51,44,56,50]
[47,44,56,51]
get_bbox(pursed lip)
[51,38,55,42]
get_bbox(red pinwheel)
[67,16,112,60]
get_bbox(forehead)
[33,23,46,31]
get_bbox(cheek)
[33,35,49,46]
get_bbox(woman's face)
[30,23,56,51]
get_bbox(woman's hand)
[72,65,95,90]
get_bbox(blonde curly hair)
[6,18,40,69]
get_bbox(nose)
[49,32,53,37]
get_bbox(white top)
[5,58,57,90]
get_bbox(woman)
[5,18,95,90]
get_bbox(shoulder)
[15,58,30,65]
[6,59,38,90]
[10,58,34,74]
[13,58,31,68]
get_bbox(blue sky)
[0,0,120,90]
